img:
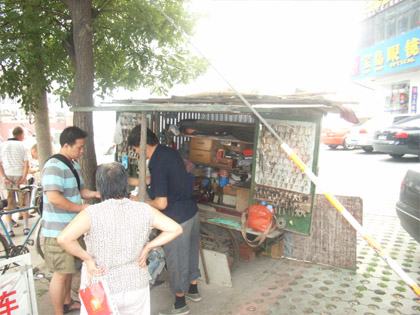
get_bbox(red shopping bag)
[79,280,118,315]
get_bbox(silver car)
[347,114,411,152]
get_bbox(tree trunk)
[74,112,97,191]
[34,90,53,171]
[63,0,97,193]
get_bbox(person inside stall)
[58,162,182,314]
[128,125,201,315]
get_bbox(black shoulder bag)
[48,154,81,191]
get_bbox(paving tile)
[266,214,420,314]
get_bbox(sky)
[123,0,368,100]
[99,1,371,154]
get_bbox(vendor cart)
[73,91,358,269]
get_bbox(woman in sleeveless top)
[58,162,183,314]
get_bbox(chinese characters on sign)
[353,29,420,79]
[0,290,19,315]
[362,38,418,74]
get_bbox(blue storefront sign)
[411,86,418,114]
[351,28,420,80]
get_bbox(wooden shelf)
[179,133,253,144]
[198,204,282,238]
[193,164,251,174]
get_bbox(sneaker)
[158,304,189,315]
[23,228,30,235]
[8,231,15,238]
[185,292,201,302]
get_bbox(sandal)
[12,220,19,228]
[23,228,30,235]
[63,299,81,314]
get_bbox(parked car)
[347,114,411,152]
[373,114,420,158]
[396,167,420,243]
[321,115,370,150]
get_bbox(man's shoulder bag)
[48,154,81,191]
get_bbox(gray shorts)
[3,177,29,209]
[163,212,201,294]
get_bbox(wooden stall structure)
[73,91,362,270]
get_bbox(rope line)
[150,0,420,298]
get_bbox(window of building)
[397,12,409,34]
[384,83,410,114]
[361,19,374,48]
[385,10,396,39]
[409,7,420,29]
[359,0,420,49]
[374,14,385,43]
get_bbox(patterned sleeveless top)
[80,198,154,295]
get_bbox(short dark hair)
[59,126,88,147]
[96,162,128,200]
[127,125,159,147]
[12,127,24,137]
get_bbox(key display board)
[253,117,320,235]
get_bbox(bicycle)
[0,183,44,274]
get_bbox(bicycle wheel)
[200,223,239,270]
[35,219,45,260]
[0,233,10,274]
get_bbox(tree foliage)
[1,0,207,109]
[92,0,207,97]
[0,0,72,113]
[0,0,207,187]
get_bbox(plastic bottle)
[267,204,274,214]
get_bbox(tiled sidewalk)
[33,214,420,314]
[151,214,420,314]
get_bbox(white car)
[347,114,411,152]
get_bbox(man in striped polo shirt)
[0,126,30,237]
[42,126,100,314]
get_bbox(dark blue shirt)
[148,144,197,224]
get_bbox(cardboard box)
[211,157,236,169]
[261,239,284,259]
[223,185,238,196]
[236,188,250,212]
[221,194,236,207]
[239,242,257,261]
[223,142,252,153]
[189,149,212,165]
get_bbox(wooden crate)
[211,157,236,169]
[236,188,250,212]
[261,239,284,259]
[190,138,218,151]
[189,149,212,165]
[223,185,238,196]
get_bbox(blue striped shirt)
[41,157,85,238]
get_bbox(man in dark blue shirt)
[128,126,201,315]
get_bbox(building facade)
[351,0,420,115]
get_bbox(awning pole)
[138,113,147,202]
